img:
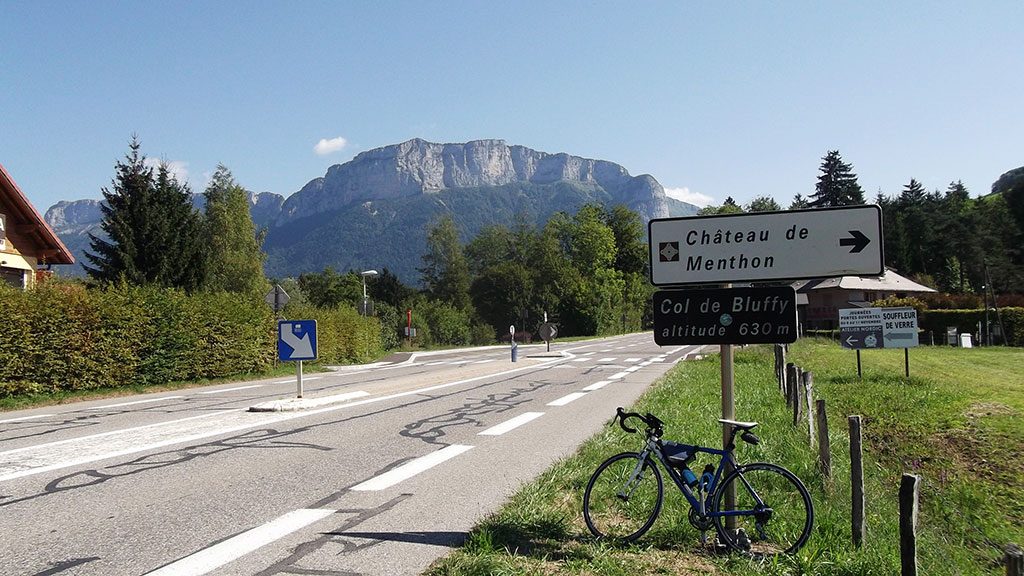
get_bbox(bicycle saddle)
[718,419,758,430]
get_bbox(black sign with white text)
[653,286,798,345]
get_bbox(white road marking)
[547,392,587,406]
[274,376,322,384]
[473,360,495,364]
[624,358,641,363]
[85,396,184,410]
[197,385,263,395]
[0,414,51,424]
[0,355,567,483]
[583,352,595,356]
[597,357,616,363]
[145,508,335,576]
[609,372,629,380]
[425,361,447,366]
[572,358,590,362]
[582,381,611,391]
[639,361,652,367]
[351,445,474,491]
[478,412,544,436]
[625,366,641,372]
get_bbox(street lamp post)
[360,269,378,316]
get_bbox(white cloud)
[143,158,189,184]
[314,136,348,156]
[664,186,715,207]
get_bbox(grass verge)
[426,339,1023,575]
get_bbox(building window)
[1,266,24,289]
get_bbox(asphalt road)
[0,334,705,575]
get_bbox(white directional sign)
[840,307,918,349]
[648,205,884,286]
[881,307,919,348]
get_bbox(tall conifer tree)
[85,137,207,290]
[810,150,865,207]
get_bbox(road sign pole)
[905,348,910,379]
[720,283,737,530]
[856,349,862,379]
[297,360,303,398]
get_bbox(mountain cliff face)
[44,139,695,281]
[276,139,670,224]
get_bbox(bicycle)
[582,407,813,556]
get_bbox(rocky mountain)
[44,139,697,282]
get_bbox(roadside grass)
[426,339,1023,575]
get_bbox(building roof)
[0,163,74,265]
[792,268,936,293]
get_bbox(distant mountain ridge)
[44,139,699,282]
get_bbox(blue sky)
[2,1,1021,212]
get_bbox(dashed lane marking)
[0,414,51,424]
[478,412,544,436]
[609,372,629,380]
[351,445,474,491]
[144,508,336,576]
[582,381,611,391]
[547,392,587,406]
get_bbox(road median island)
[426,340,1024,575]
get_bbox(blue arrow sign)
[278,320,318,361]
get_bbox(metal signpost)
[649,205,884,286]
[840,307,918,377]
[653,286,797,346]
[278,320,318,398]
[265,284,290,317]
[649,206,885,528]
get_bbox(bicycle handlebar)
[614,407,664,436]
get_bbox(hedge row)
[0,283,386,398]
[918,307,1024,346]
[281,303,384,364]
[806,307,1024,347]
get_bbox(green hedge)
[0,283,389,399]
[919,307,1024,346]
[806,308,1024,347]
[0,283,277,397]
[282,303,384,364]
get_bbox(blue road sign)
[278,320,318,361]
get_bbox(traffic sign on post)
[653,286,797,345]
[278,320,318,361]
[648,205,884,286]
[265,284,290,314]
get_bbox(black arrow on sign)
[839,230,870,253]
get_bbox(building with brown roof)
[792,268,936,330]
[0,163,74,288]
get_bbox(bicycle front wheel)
[583,452,663,542]
[711,462,813,556]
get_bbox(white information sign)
[648,205,883,286]
[839,306,918,349]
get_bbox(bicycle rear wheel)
[711,462,813,556]
[583,452,663,542]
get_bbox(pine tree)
[789,194,810,210]
[203,165,268,294]
[810,150,865,207]
[85,138,207,290]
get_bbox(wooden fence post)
[786,363,797,408]
[900,473,921,576]
[850,415,865,547]
[1007,544,1024,576]
[792,371,803,427]
[816,399,831,478]
[803,371,815,447]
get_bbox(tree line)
[697,150,1024,297]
